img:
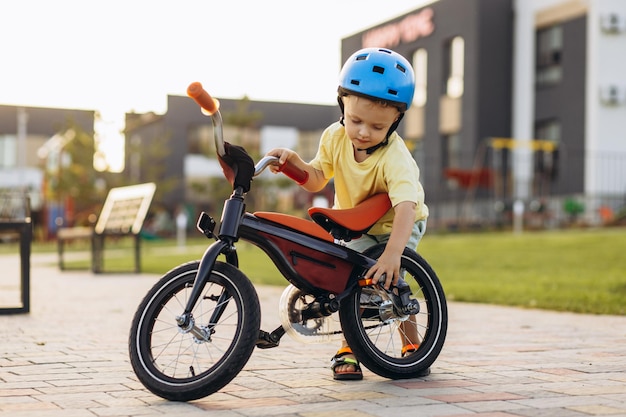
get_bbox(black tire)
[129,261,261,401]
[339,245,447,379]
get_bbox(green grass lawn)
[4,227,625,315]
[416,228,626,315]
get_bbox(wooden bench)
[57,182,156,273]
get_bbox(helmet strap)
[357,140,387,154]
[356,113,404,154]
[337,95,345,126]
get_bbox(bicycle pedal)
[389,279,420,316]
[256,330,280,349]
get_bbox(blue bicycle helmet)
[337,48,415,153]
[338,48,415,112]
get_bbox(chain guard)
[278,285,343,343]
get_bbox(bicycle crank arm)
[256,325,286,349]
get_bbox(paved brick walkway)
[1,252,625,417]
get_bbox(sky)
[1,0,432,170]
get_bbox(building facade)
[127,0,626,227]
[512,0,626,226]
[343,0,626,226]
[342,0,515,227]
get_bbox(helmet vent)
[356,54,368,61]
[350,80,360,86]
[372,65,385,74]
[395,64,407,74]
[388,89,398,96]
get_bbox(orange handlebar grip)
[187,82,219,115]
[277,160,309,185]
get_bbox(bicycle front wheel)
[129,261,260,401]
[339,245,447,379]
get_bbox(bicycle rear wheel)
[339,245,447,379]
[129,261,260,401]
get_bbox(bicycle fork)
[176,190,246,339]
[175,239,231,341]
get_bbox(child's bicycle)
[128,82,448,401]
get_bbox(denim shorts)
[345,219,427,253]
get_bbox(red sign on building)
[362,8,435,49]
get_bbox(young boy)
[266,47,428,380]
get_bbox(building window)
[534,119,560,182]
[413,48,428,107]
[187,124,213,155]
[0,135,17,168]
[444,36,464,98]
[535,119,560,143]
[443,133,461,169]
[412,137,426,182]
[536,25,563,86]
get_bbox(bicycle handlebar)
[187,82,219,115]
[186,81,308,185]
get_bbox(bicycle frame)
[177,185,378,331]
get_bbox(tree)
[42,120,104,226]
[221,96,265,211]
[125,129,177,205]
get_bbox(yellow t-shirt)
[310,121,428,235]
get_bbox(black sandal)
[331,347,363,380]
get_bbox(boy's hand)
[265,148,295,173]
[367,249,402,290]
[264,149,326,192]
[367,201,417,289]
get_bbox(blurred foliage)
[43,121,105,215]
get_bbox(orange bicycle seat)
[308,194,392,241]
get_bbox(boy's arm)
[265,148,327,192]
[366,201,416,289]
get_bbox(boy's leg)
[398,219,427,352]
[399,318,420,349]
[350,221,427,350]
[332,235,378,376]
